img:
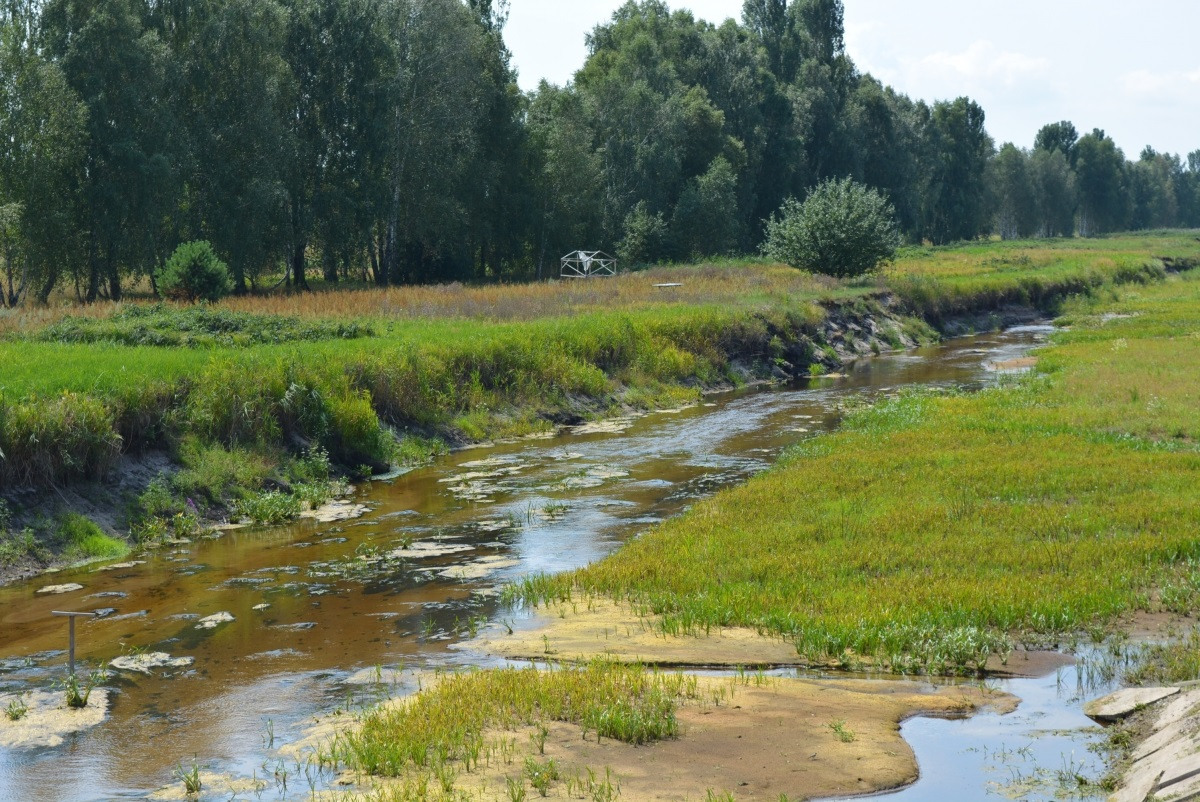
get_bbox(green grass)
[1124,628,1200,685]
[58,513,129,561]
[517,269,1200,674]
[322,662,693,790]
[2,232,1197,561]
[33,303,373,348]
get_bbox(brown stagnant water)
[0,326,1058,801]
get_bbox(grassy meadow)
[518,268,1200,673]
[0,232,1196,559]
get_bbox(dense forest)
[1,0,1198,304]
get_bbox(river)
[0,324,1111,801]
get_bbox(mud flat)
[480,599,807,668]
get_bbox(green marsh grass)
[518,269,1200,673]
[4,693,28,721]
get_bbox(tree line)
[1,0,1198,306]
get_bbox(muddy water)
[0,326,1075,801]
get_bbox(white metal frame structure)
[560,250,617,278]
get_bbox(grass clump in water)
[1124,628,1200,686]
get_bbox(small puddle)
[0,325,1085,801]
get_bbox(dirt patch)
[984,649,1075,679]
[1123,610,1196,640]
[330,676,1016,801]
[478,600,804,667]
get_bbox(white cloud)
[908,41,1050,89]
[1121,67,1200,101]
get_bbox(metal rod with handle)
[51,611,97,676]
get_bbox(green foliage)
[671,157,740,260]
[1125,628,1200,686]
[58,513,128,561]
[518,272,1200,673]
[922,97,995,244]
[158,242,233,303]
[174,760,202,795]
[0,0,1197,300]
[764,178,900,277]
[0,391,122,487]
[617,202,668,266]
[169,441,272,508]
[524,756,559,796]
[331,661,684,778]
[395,435,449,467]
[36,304,372,348]
[829,719,855,743]
[60,668,105,709]
[234,491,301,525]
[4,694,28,721]
[0,526,41,566]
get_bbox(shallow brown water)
[0,326,1052,801]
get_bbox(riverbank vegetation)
[517,266,1200,673]
[0,233,1195,572]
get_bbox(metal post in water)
[51,611,96,675]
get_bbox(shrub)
[235,491,301,525]
[763,177,900,278]
[158,241,233,303]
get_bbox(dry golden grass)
[0,262,839,336]
[219,263,842,321]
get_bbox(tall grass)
[518,269,1200,673]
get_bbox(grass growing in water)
[518,270,1200,673]
[4,694,28,721]
[1123,627,1200,686]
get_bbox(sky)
[504,0,1200,159]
